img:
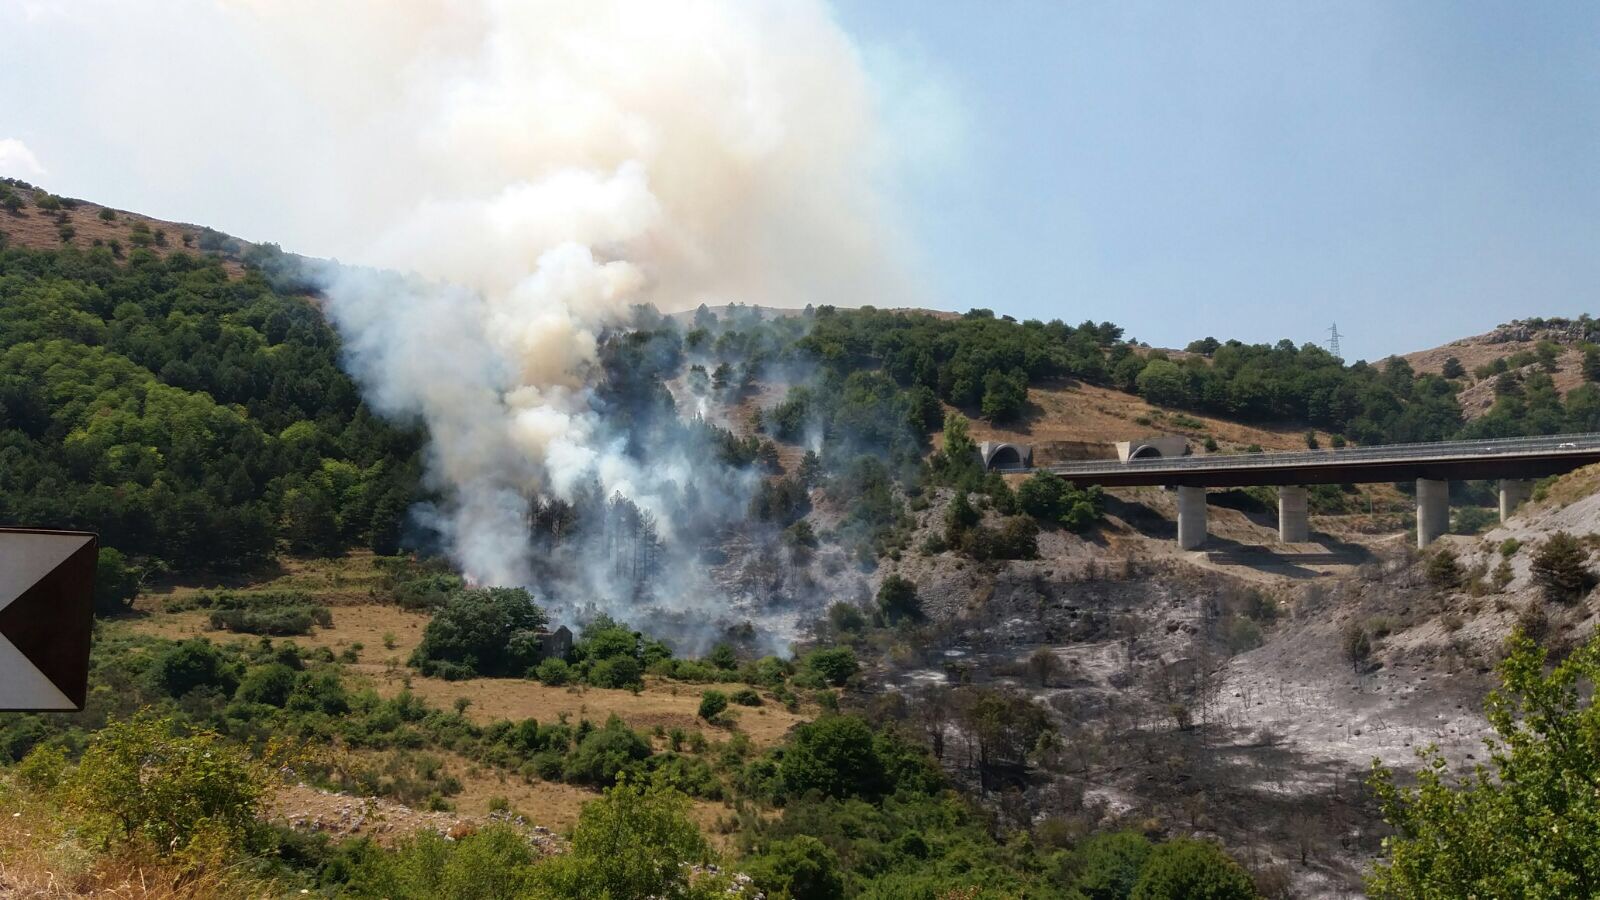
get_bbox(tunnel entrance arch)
[978,441,1033,471]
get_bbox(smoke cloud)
[10,0,939,642]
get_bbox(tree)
[1585,347,1600,383]
[1136,358,1188,407]
[1425,547,1461,588]
[148,640,238,697]
[1442,356,1467,380]
[235,663,297,707]
[980,368,1028,422]
[1065,831,1152,899]
[805,648,859,687]
[1368,630,1600,898]
[410,587,549,678]
[745,835,845,900]
[698,690,729,721]
[779,715,889,801]
[1531,532,1594,603]
[67,714,270,859]
[93,546,141,616]
[531,779,715,899]
[1129,839,1257,899]
[877,574,922,625]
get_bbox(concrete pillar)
[1499,479,1533,523]
[1176,486,1207,550]
[1417,478,1449,548]
[1278,486,1309,543]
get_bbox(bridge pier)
[1176,486,1207,550]
[1499,478,1533,522]
[1417,478,1449,547]
[1278,486,1309,542]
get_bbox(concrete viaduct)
[1024,434,1600,550]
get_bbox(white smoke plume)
[11,0,938,636]
[268,0,914,600]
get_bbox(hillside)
[1405,317,1599,419]
[6,192,1600,898]
[1,178,251,275]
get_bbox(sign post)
[0,528,96,711]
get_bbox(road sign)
[0,528,96,711]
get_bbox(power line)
[1328,322,1343,359]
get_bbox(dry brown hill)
[1405,318,1596,419]
[0,179,248,277]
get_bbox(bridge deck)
[1027,433,1600,488]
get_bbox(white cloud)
[0,139,46,179]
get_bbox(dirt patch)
[365,671,808,751]
[950,381,1318,455]
[268,780,565,850]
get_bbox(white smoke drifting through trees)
[14,0,943,633]
[280,0,912,603]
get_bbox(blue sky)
[838,1,1599,361]
[2,2,1594,363]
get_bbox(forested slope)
[0,237,421,587]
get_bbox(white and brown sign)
[0,528,96,711]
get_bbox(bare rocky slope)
[857,462,1600,898]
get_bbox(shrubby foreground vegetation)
[1,603,1261,898]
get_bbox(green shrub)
[804,648,859,687]
[876,574,922,625]
[66,714,269,859]
[588,656,643,690]
[1425,548,1461,588]
[779,715,888,801]
[148,640,238,698]
[535,657,572,686]
[410,587,548,678]
[235,663,297,707]
[746,835,846,900]
[561,717,652,787]
[731,687,762,707]
[15,743,69,792]
[1531,532,1595,603]
[528,780,712,899]
[1065,830,1152,899]
[1129,839,1256,899]
[698,690,729,721]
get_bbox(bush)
[1425,548,1461,588]
[876,574,922,625]
[67,714,270,860]
[731,687,762,707]
[746,835,846,900]
[411,587,548,678]
[561,717,652,787]
[698,690,729,721]
[201,591,331,636]
[1343,625,1371,672]
[235,663,297,707]
[93,547,142,616]
[1017,471,1105,532]
[1065,830,1152,899]
[1531,532,1595,603]
[535,657,572,686]
[804,648,859,687]
[529,780,712,899]
[588,656,643,690]
[827,602,867,634]
[149,640,238,698]
[1129,839,1257,899]
[778,715,891,802]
